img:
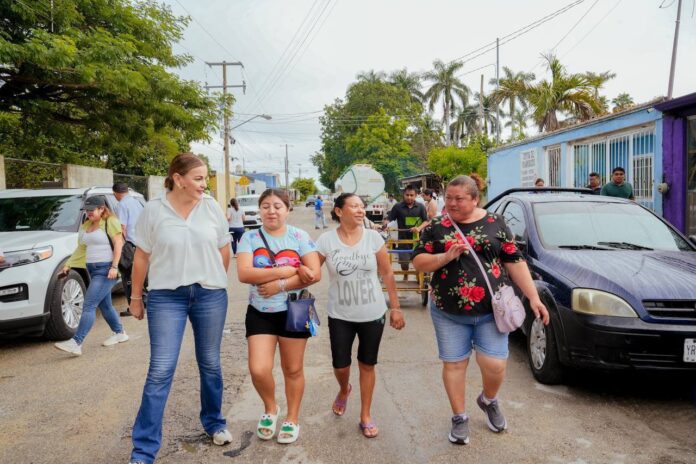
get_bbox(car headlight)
[2,246,53,268]
[571,289,637,317]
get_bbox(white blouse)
[134,193,231,290]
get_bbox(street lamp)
[224,114,272,200]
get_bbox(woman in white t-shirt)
[316,193,405,439]
[227,198,246,256]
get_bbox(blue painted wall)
[249,172,280,188]
[488,108,664,210]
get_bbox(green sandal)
[277,421,300,444]
[256,405,280,440]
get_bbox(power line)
[561,0,623,59]
[172,0,239,61]
[551,0,601,52]
[447,0,586,65]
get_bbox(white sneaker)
[211,428,232,446]
[102,332,129,346]
[54,339,82,356]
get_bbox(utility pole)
[667,0,682,99]
[480,74,485,136]
[298,165,302,179]
[495,37,500,143]
[280,144,294,195]
[205,61,245,201]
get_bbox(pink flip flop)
[359,421,379,438]
[332,383,352,416]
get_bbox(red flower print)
[445,239,458,251]
[458,278,464,283]
[475,245,482,252]
[424,242,434,253]
[459,286,471,298]
[491,263,501,279]
[469,286,486,302]
[441,217,452,227]
[487,216,495,223]
[466,236,476,247]
[455,232,464,241]
[440,273,447,279]
[464,304,473,310]
[502,242,517,254]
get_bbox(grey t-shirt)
[316,229,387,322]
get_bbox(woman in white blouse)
[127,153,233,464]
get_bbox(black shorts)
[245,305,311,339]
[328,315,386,369]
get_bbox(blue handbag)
[258,230,320,335]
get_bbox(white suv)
[0,187,145,340]
[236,194,263,229]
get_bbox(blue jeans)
[229,227,245,255]
[430,302,509,362]
[130,284,228,464]
[73,262,122,344]
[314,210,326,228]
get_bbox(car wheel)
[43,270,86,340]
[526,314,563,384]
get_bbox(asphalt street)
[1,205,695,464]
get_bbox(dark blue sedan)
[486,188,696,384]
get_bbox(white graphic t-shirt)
[316,229,387,322]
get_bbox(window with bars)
[569,127,655,209]
[546,146,561,186]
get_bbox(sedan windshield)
[237,197,259,207]
[534,201,693,252]
[0,195,82,232]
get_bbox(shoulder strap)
[447,214,494,295]
[101,217,115,252]
[257,229,277,266]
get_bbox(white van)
[236,194,262,229]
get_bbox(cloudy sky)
[163,0,696,188]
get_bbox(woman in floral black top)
[413,174,549,445]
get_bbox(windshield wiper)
[596,241,653,251]
[557,244,612,250]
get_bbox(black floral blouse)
[412,213,524,316]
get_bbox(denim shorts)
[429,302,509,362]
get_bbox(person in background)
[423,189,439,219]
[227,198,246,257]
[112,182,144,317]
[128,153,233,464]
[412,175,549,446]
[54,196,128,356]
[316,193,404,439]
[314,195,327,229]
[237,188,321,445]
[386,194,397,214]
[534,178,545,188]
[586,172,602,194]
[600,167,634,200]
[382,185,429,281]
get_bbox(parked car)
[236,194,263,228]
[0,187,145,340]
[305,195,317,207]
[485,188,696,384]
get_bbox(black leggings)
[328,315,386,369]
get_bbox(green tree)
[612,93,634,112]
[427,143,487,183]
[312,79,422,190]
[423,60,470,145]
[490,67,535,139]
[388,68,423,104]
[526,53,612,132]
[0,0,218,174]
[290,177,318,200]
[346,109,417,194]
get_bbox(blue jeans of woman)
[130,284,228,464]
[229,227,245,255]
[73,262,122,344]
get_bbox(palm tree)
[526,53,611,132]
[389,68,423,104]
[356,69,386,83]
[505,108,530,139]
[612,93,634,112]
[490,67,535,138]
[423,60,471,145]
[450,104,482,146]
[473,92,499,137]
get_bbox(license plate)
[685,339,696,363]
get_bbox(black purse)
[258,230,319,335]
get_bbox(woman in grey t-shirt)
[316,193,405,439]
